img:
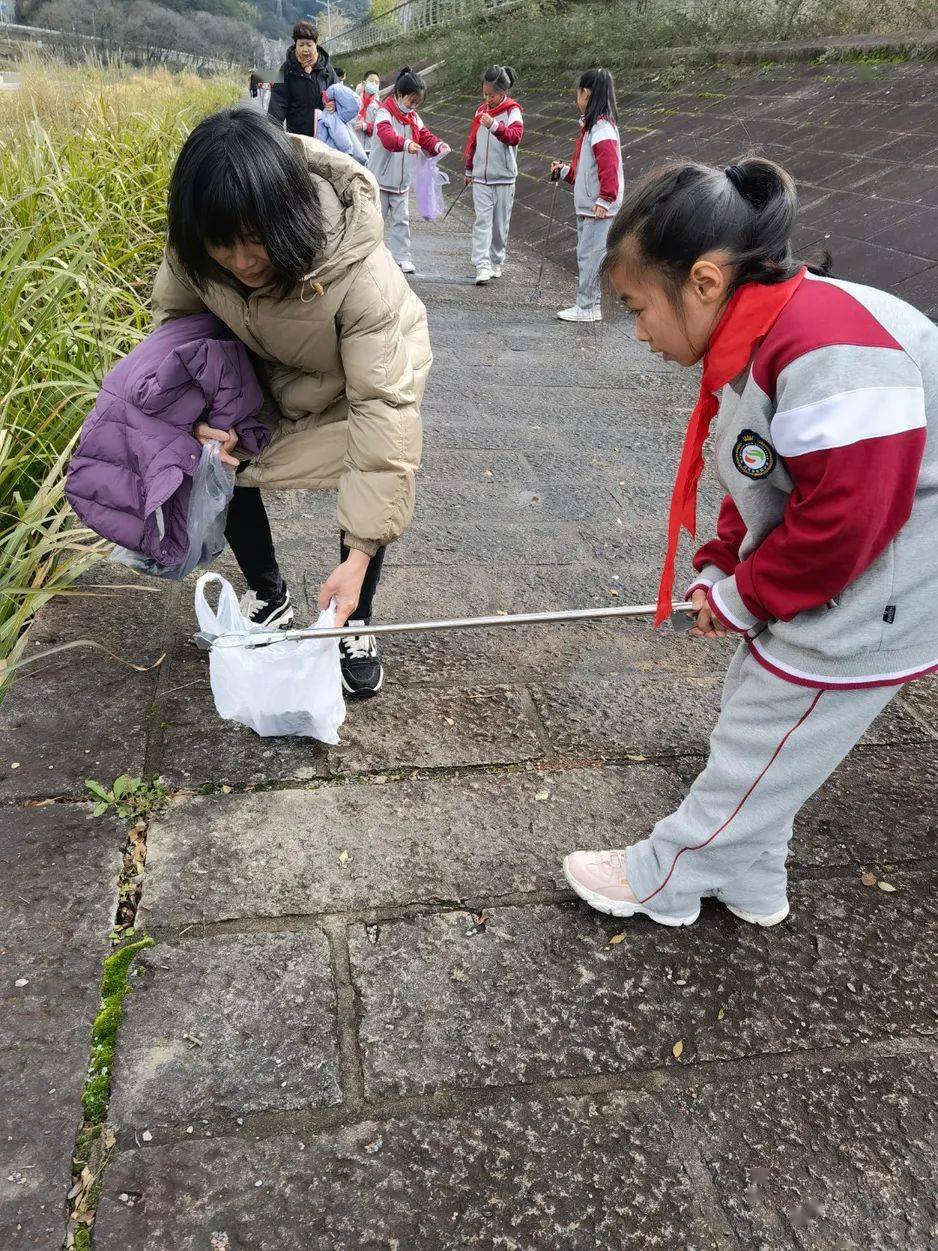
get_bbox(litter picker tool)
[534,165,563,302]
[195,600,694,651]
[440,178,471,222]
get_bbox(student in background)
[551,67,623,323]
[368,66,451,275]
[335,67,347,83]
[464,64,523,285]
[354,69,382,155]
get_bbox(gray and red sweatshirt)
[687,273,938,689]
[560,116,624,218]
[367,98,447,194]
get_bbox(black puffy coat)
[267,46,337,137]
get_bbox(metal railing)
[329,0,515,55]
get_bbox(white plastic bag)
[194,572,346,742]
[112,442,235,580]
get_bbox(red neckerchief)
[463,95,521,166]
[385,94,421,143]
[655,267,807,626]
[358,90,375,130]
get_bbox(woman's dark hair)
[334,66,346,79]
[483,64,516,92]
[292,19,318,41]
[167,109,326,299]
[394,66,426,98]
[578,67,616,131]
[600,156,826,304]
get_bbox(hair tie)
[725,164,745,192]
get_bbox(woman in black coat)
[268,20,337,137]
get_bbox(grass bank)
[0,60,239,674]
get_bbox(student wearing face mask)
[464,65,523,285]
[354,70,382,156]
[268,20,337,138]
[368,67,451,275]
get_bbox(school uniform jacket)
[368,105,446,194]
[466,105,523,184]
[687,273,938,689]
[561,117,624,217]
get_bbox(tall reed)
[0,60,239,672]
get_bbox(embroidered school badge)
[732,430,776,479]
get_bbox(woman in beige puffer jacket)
[152,107,430,697]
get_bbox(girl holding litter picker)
[368,66,451,274]
[551,67,623,323]
[564,156,938,928]
[464,64,523,285]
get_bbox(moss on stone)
[80,936,154,1125]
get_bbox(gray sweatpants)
[625,644,898,918]
[471,181,515,271]
[380,190,411,267]
[576,215,613,311]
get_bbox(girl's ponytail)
[578,67,617,131]
[483,64,516,92]
[602,154,813,301]
[395,66,426,97]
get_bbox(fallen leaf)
[338,849,350,864]
[608,932,627,946]
[625,754,648,762]
[672,1039,684,1059]
[877,880,896,892]
[443,716,455,726]
[534,790,550,801]
[717,1007,725,1021]
[860,871,877,887]
[609,589,620,597]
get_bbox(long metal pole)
[200,600,693,651]
[534,171,562,302]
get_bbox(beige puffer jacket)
[151,135,430,555]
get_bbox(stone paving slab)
[109,932,340,1132]
[349,872,936,1099]
[94,1089,724,1251]
[0,803,120,1246]
[530,670,932,761]
[0,573,169,801]
[137,764,686,927]
[682,1055,938,1250]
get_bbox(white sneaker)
[475,267,493,284]
[557,305,602,323]
[491,264,503,278]
[724,900,791,927]
[399,260,416,274]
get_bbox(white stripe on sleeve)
[772,385,926,457]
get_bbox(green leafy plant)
[85,774,167,820]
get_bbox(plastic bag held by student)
[413,153,450,220]
[195,572,347,742]
[111,442,234,579]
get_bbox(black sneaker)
[239,585,294,629]
[339,620,384,699]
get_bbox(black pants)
[224,485,386,622]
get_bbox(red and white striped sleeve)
[708,315,927,633]
[375,108,404,152]
[688,495,747,598]
[491,107,523,146]
[589,120,620,208]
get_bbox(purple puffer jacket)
[66,314,269,567]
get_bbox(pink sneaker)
[563,850,700,927]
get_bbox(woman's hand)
[479,113,494,129]
[689,587,729,639]
[550,160,563,181]
[437,142,451,156]
[464,173,472,186]
[407,140,420,154]
[594,203,609,219]
[318,549,370,627]
[194,421,239,467]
